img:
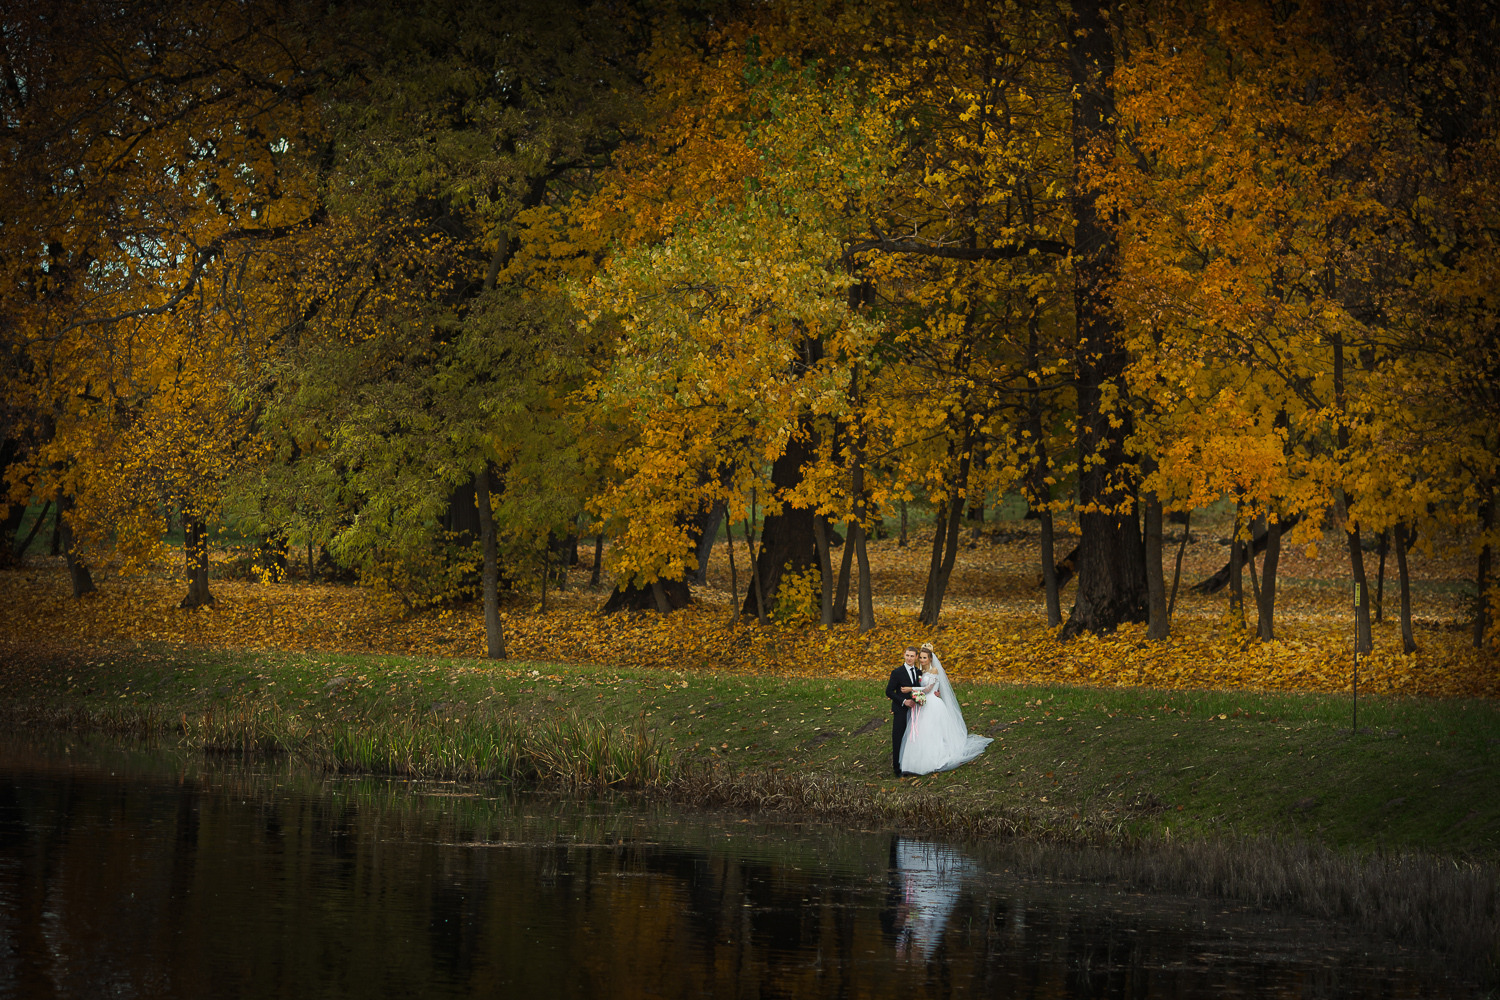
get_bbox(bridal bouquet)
[911,689,928,705]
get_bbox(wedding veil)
[927,653,968,733]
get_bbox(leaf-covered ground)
[2,512,1494,699]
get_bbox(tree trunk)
[726,517,741,626]
[854,520,875,633]
[1476,492,1494,649]
[1039,509,1062,628]
[10,499,51,562]
[590,533,603,588]
[0,437,21,569]
[898,499,908,547]
[1331,325,1372,654]
[740,433,818,620]
[1168,511,1191,620]
[847,365,876,633]
[1394,521,1416,654]
[923,479,969,626]
[1144,489,1167,639]
[649,579,669,614]
[813,514,834,626]
[691,501,725,585]
[57,497,94,597]
[918,428,978,626]
[920,499,949,622]
[1025,313,1061,629]
[1256,516,1281,642]
[1375,529,1389,623]
[179,514,215,609]
[540,543,550,614]
[1228,508,1245,622]
[474,466,506,658]
[1190,512,1302,593]
[832,526,855,624]
[743,514,769,625]
[1061,0,1148,638]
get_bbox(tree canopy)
[3,0,1496,655]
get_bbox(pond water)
[0,734,1475,998]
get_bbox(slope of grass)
[5,643,1495,858]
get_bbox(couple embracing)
[885,643,993,778]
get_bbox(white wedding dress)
[899,655,992,775]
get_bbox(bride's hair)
[919,642,936,654]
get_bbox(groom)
[885,645,921,778]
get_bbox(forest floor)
[1,504,1494,698]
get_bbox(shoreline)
[2,641,1497,985]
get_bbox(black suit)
[885,663,921,776]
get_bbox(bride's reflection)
[882,836,977,963]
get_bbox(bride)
[900,644,992,775]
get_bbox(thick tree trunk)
[601,578,691,613]
[474,466,506,658]
[1256,517,1282,642]
[1144,489,1168,639]
[1394,521,1416,654]
[740,433,818,620]
[179,514,215,609]
[58,499,94,597]
[1061,0,1148,638]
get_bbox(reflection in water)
[887,838,976,963]
[0,735,1477,999]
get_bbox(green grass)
[6,644,1496,858]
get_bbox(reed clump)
[176,703,669,790]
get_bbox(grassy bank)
[4,642,1496,857]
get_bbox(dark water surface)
[0,734,1474,998]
